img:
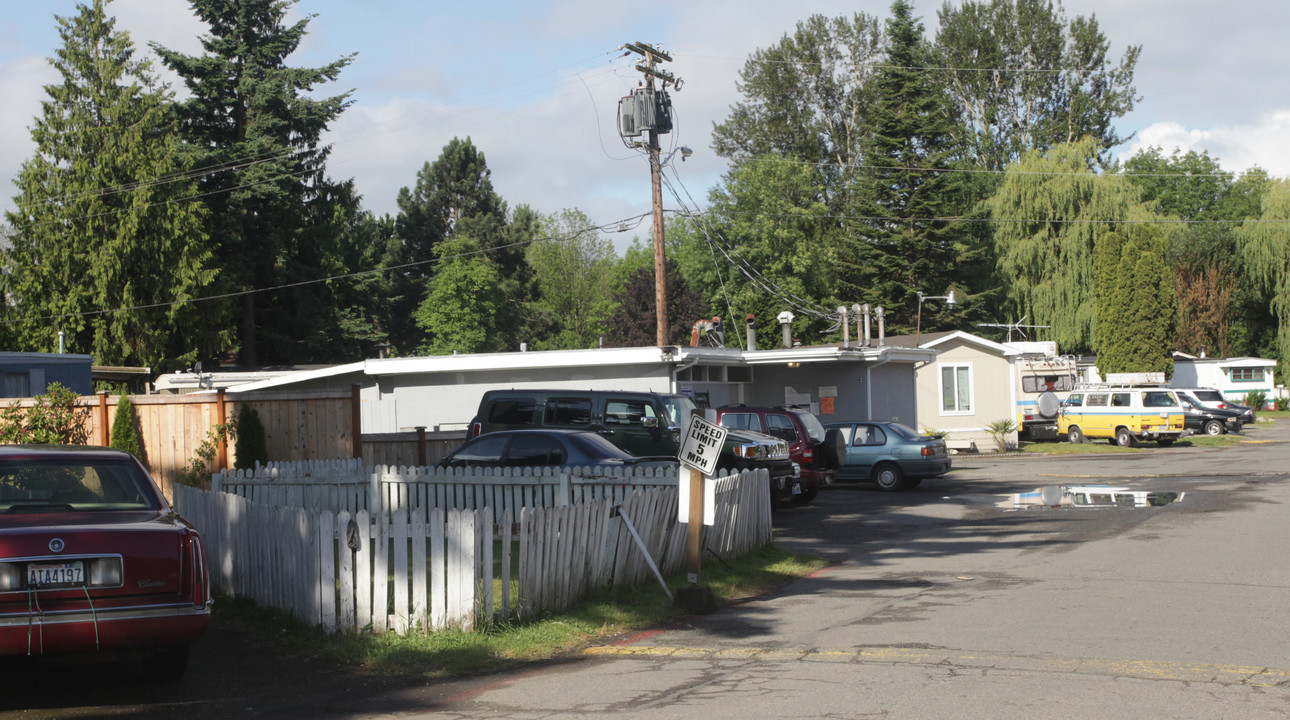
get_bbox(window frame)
[938,362,975,416]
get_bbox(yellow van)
[1058,387,1186,447]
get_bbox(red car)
[715,405,845,504]
[0,446,211,679]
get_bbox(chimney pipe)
[776,311,795,349]
[838,306,850,347]
[861,304,872,347]
[875,306,885,346]
[745,314,756,351]
[57,331,65,354]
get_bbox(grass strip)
[212,544,825,678]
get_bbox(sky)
[2,0,1289,255]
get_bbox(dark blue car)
[437,429,678,472]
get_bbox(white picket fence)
[173,469,771,634]
[211,464,682,526]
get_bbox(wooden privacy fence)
[211,463,681,526]
[172,469,771,633]
[11,389,462,500]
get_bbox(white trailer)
[1006,341,1079,441]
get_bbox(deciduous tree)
[986,137,1153,353]
[935,0,1140,171]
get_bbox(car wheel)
[1115,428,1136,447]
[1204,420,1224,436]
[1067,426,1084,444]
[872,463,905,492]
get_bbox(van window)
[544,398,592,426]
[1064,394,1084,407]
[1192,390,1223,402]
[605,399,655,426]
[1086,393,1109,407]
[1110,393,1131,407]
[1142,391,1177,408]
[488,398,537,425]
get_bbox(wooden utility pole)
[622,42,677,347]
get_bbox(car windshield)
[884,423,923,441]
[0,457,161,513]
[794,411,827,442]
[661,396,697,428]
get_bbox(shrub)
[176,423,233,489]
[234,405,269,469]
[0,383,89,445]
[109,394,146,460]
[1242,390,1267,411]
[1278,396,1289,412]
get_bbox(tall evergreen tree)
[4,0,221,369]
[1093,227,1174,374]
[152,0,356,365]
[841,0,972,335]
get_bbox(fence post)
[416,426,427,467]
[216,388,228,471]
[351,384,363,460]
[98,392,110,446]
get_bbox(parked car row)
[1057,386,1255,447]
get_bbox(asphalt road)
[5,420,1289,719]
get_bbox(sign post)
[674,413,726,613]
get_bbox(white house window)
[940,363,973,414]
[1230,367,1263,382]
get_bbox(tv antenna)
[977,316,1050,343]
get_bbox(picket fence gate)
[173,469,771,634]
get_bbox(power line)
[0,211,650,328]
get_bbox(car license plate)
[28,561,84,587]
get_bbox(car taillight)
[469,422,481,439]
[182,532,211,608]
[921,447,934,457]
[802,447,814,462]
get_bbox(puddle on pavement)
[1003,485,1185,509]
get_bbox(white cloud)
[1124,111,1290,178]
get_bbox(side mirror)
[642,416,659,428]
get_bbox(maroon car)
[0,446,211,678]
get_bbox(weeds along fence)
[172,468,771,634]
[210,462,682,526]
